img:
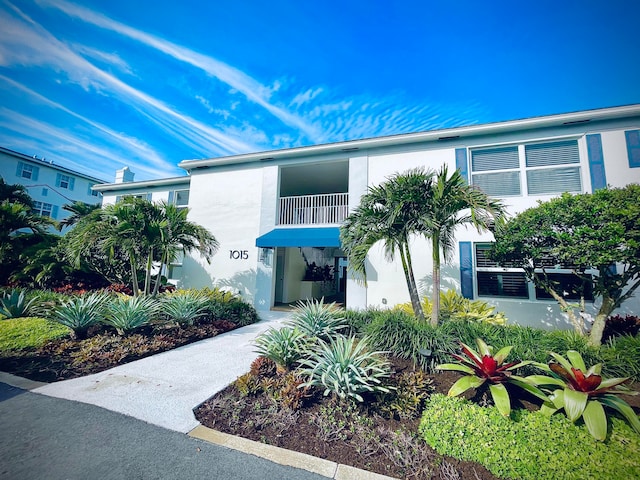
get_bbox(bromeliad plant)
[254,326,307,373]
[437,338,547,416]
[287,298,348,341]
[0,289,39,319]
[528,350,640,441]
[52,292,109,339]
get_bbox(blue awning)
[256,227,341,248]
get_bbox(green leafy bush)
[420,394,640,480]
[378,369,434,419]
[161,290,209,326]
[437,338,547,416]
[599,334,640,380]
[298,336,392,402]
[254,327,306,372]
[528,350,640,440]
[210,299,259,326]
[52,292,109,339]
[0,317,69,351]
[287,298,347,341]
[103,295,160,335]
[0,289,38,319]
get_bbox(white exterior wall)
[184,165,264,301]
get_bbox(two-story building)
[94,104,640,329]
[0,147,107,230]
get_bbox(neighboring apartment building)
[94,104,640,329]
[0,147,107,230]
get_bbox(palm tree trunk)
[400,243,423,320]
[129,252,140,297]
[144,248,154,296]
[152,249,167,296]
[431,234,440,327]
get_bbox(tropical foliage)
[287,298,348,341]
[103,295,159,335]
[52,292,109,339]
[298,335,392,402]
[437,338,547,416]
[490,185,640,346]
[254,326,306,372]
[161,290,210,325]
[0,289,39,319]
[528,350,640,440]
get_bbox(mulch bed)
[0,319,239,382]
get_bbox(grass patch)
[0,317,69,352]
[420,393,640,480]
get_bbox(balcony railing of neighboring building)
[278,192,349,225]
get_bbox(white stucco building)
[0,147,107,230]
[94,104,640,329]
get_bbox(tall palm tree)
[0,177,33,207]
[151,202,219,295]
[341,169,435,319]
[57,201,101,231]
[417,165,504,326]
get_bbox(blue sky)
[1,0,639,182]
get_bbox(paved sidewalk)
[34,310,291,433]
[0,382,327,480]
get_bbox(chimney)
[115,167,135,183]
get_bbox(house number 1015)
[230,250,249,260]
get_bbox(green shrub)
[0,317,69,352]
[420,394,640,480]
[599,334,640,380]
[254,326,306,372]
[288,298,347,341]
[161,290,209,326]
[0,289,39,319]
[343,308,379,335]
[365,310,458,371]
[210,300,259,326]
[103,295,160,335]
[378,369,434,419]
[52,292,109,339]
[298,336,392,402]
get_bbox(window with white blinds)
[475,244,528,298]
[471,146,521,196]
[471,139,583,197]
[525,140,581,194]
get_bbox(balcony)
[278,193,348,225]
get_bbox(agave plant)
[52,292,109,339]
[0,289,39,319]
[436,338,546,416]
[528,350,640,441]
[298,335,392,402]
[254,326,306,373]
[288,298,347,341]
[103,295,160,335]
[161,290,209,326]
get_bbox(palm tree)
[151,201,219,295]
[57,201,101,231]
[341,170,435,319]
[0,177,33,207]
[417,165,504,326]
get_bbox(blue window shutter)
[42,188,48,197]
[459,242,473,299]
[455,148,469,184]
[167,191,174,204]
[55,173,62,187]
[32,166,39,181]
[146,193,152,201]
[16,162,24,177]
[68,177,75,191]
[51,205,59,219]
[626,130,640,168]
[586,134,607,190]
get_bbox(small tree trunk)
[129,252,140,297]
[543,284,584,335]
[589,294,616,347]
[152,250,167,296]
[400,243,424,320]
[431,234,440,327]
[144,248,154,296]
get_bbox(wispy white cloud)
[0,2,258,158]
[0,107,178,179]
[289,87,324,108]
[71,44,134,76]
[39,0,322,140]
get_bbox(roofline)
[92,175,190,192]
[0,146,108,183]
[178,104,640,170]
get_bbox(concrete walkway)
[34,310,292,433]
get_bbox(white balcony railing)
[278,193,349,225]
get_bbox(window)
[33,201,54,218]
[470,139,582,197]
[475,244,528,298]
[17,163,39,180]
[56,174,75,190]
[473,242,595,302]
[173,190,189,209]
[167,265,182,280]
